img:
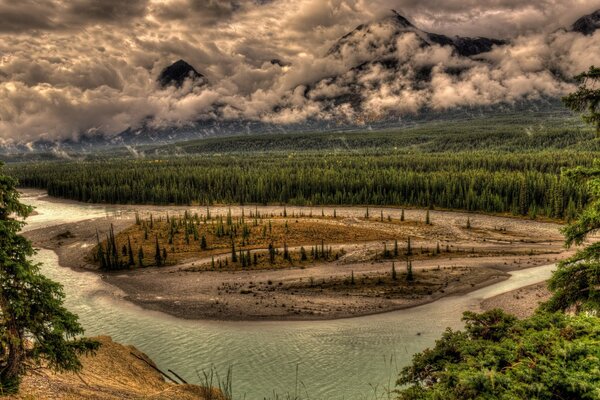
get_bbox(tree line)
[10,151,594,219]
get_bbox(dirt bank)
[6,336,219,400]
[481,281,552,319]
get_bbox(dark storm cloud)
[66,0,149,23]
[0,0,599,144]
[153,0,264,25]
[0,0,149,33]
[0,0,59,32]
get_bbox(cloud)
[0,0,149,32]
[0,0,599,144]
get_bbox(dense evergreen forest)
[7,111,598,219]
[9,150,595,219]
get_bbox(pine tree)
[231,240,237,263]
[407,259,414,282]
[201,234,207,250]
[407,236,412,256]
[162,247,167,263]
[392,262,397,281]
[394,239,399,257]
[127,236,134,266]
[154,235,162,267]
[300,246,307,261]
[138,247,144,267]
[283,242,290,261]
[401,209,405,221]
[0,172,99,393]
[268,242,275,264]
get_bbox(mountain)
[327,10,506,62]
[157,59,207,88]
[3,10,597,154]
[307,11,507,117]
[571,9,600,35]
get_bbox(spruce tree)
[154,235,162,266]
[127,236,134,266]
[0,168,98,392]
[300,246,307,261]
[231,240,237,263]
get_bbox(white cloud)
[0,0,599,144]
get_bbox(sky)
[0,0,599,144]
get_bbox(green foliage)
[544,163,600,314]
[0,163,98,393]
[8,150,593,219]
[397,72,600,400]
[542,68,600,312]
[563,66,600,135]
[396,310,600,400]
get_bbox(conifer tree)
[300,246,307,261]
[127,236,134,266]
[154,236,162,266]
[231,240,237,263]
[407,259,414,282]
[0,170,98,393]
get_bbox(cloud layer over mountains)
[0,0,599,144]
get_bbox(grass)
[93,212,428,270]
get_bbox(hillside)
[5,337,219,400]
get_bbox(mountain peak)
[389,10,414,28]
[158,59,206,88]
[572,9,600,35]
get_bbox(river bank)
[6,336,218,400]
[18,189,569,399]
[22,190,569,321]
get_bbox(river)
[21,191,554,399]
